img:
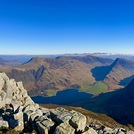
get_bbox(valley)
[0,55,113,96]
[0,55,134,97]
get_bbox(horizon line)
[0,52,134,56]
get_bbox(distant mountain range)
[0,57,21,66]
[0,55,112,96]
[0,55,134,97]
[93,53,134,60]
[0,53,134,64]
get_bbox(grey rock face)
[82,128,97,134]
[0,117,9,129]
[126,131,134,134]
[54,122,75,134]
[36,116,55,134]
[0,73,134,134]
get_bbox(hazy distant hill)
[93,53,134,60]
[0,55,113,96]
[0,55,57,64]
[0,57,21,66]
[1,53,134,65]
[57,55,113,67]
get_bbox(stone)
[116,128,126,134]
[69,110,86,132]
[23,96,34,106]
[0,91,6,108]
[103,127,116,134]
[13,111,24,131]
[0,76,5,90]
[30,109,43,122]
[54,122,75,134]
[36,116,55,133]
[23,104,39,113]
[98,129,103,134]
[51,108,86,132]
[82,128,97,134]
[36,122,49,134]
[36,117,55,134]
[127,130,134,134]
[40,107,50,117]
[53,111,72,124]
[0,117,9,129]
[11,100,20,112]
[1,73,9,80]
[117,132,125,134]
[24,110,34,122]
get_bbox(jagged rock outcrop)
[0,73,134,134]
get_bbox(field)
[80,81,108,94]
[43,81,108,96]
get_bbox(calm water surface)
[32,89,93,105]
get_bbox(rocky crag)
[0,73,133,134]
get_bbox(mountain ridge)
[0,56,134,96]
[104,58,134,89]
[91,58,134,90]
[0,55,113,96]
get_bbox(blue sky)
[0,0,134,54]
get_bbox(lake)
[32,89,93,105]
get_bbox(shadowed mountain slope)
[104,58,134,90]
[91,58,134,90]
[73,77,134,125]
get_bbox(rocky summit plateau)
[0,73,134,134]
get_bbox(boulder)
[36,116,55,134]
[103,126,117,134]
[54,122,75,134]
[127,130,134,134]
[30,109,43,122]
[82,128,97,134]
[53,111,72,124]
[50,108,86,132]
[23,104,39,113]
[0,117,9,129]
[13,111,24,131]
[69,110,86,132]
[24,110,34,123]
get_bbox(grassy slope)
[40,104,128,129]
[79,81,108,94]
